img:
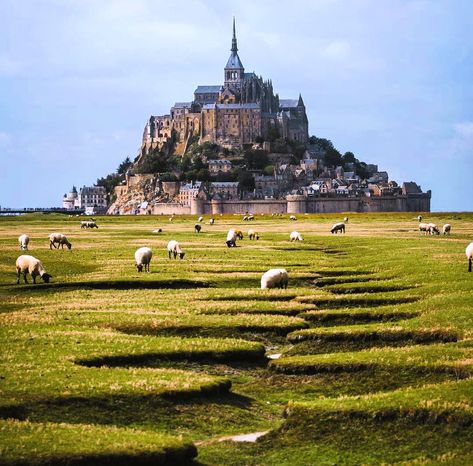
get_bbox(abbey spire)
[224,17,244,89]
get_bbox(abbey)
[140,20,309,156]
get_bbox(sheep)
[16,255,52,284]
[49,233,72,250]
[135,247,152,272]
[152,228,162,233]
[243,215,249,221]
[209,218,215,225]
[226,229,243,247]
[419,222,430,234]
[169,217,173,222]
[289,215,297,221]
[417,215,423,222]
[248,228,260,240]
[81,220,98,229]
[195,224,202,233]
[167,240,185,259]
[331,222,345,234]
[290,231,303,242]
[197,216,204,223]
[443,224,451,235]
[466,242,473,272]
[428,223,440,235]
[344,217,349,223]
[247,214,254,221]
[18,234,29,251]
[261,268,288,289]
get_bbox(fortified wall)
[146,192,431,215]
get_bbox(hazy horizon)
[1,1,472,211]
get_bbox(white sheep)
[195,224,202,233]
[428,223,440,235]
[417,215,423,222]
[261,268,288,289]
[169,217,173,222]
[167,240,185,259]
[134,247,152,272]
[209,218,215,225]
[331,222,345,234]
[16,255,52,284]
[466,242,473,272]
[198,216,204,223]
[290,231,303,242]
[49,233,72,250]
[152,228,162,233]
[81,220,98,229]
[344,216,349,223]
[443,224,451,235]
[226,229,243,247]
[248,228,260,240]
[289,215,297,221]
[247,214,254,221]
[419,222,430,234]
[18,234,29,251]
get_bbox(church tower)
[224,18,244,90]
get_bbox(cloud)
[320,40,351,60]
[454,121,473,138]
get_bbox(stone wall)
[133,194,431,216]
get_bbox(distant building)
[177,181,203,205]
[62,187,78,210]
[208,159,233,174]
[75,186,107,211]
[209,181,239,199]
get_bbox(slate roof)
[172,102,192,108]
[225,51,244,69]
[279,99,299,108]
[195,85,222,94]
[203,103,260,110]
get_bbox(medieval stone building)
[140,20,309,157]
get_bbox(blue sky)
[0,0,472,211]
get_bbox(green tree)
[117,157,132,175]
[237,171,255,192]
[343,151,356,164]
[243,149,269,170]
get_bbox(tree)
[263,165,275,176]
[343,151,356,164]
[243,149,269,170]
[134,151,168,174]
[237,170,255,192]
[267,127,280,142]
[324,147,343,167]
[117,157,132,175]
[272,137,288,153]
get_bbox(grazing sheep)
[247,214,254,221]
[152,228,162,233]
[209,218,215,225]
[243,215,249,221]
[226,229,243,248]
[169,217,173,222]
[428,223,440,235]
[167,240,185,259]
[466,242,473,272]
[419,222,431,234]
[198,216,204,223]
[81,220,98,229]
[135,247,152,272]
[195,224,202,233]
[443,224,451,235]
[331,222,345,234]
[290,231,303,242]
[289,215,297,221]
[344,217,349,223]
[261,268,288,289]
[49,233,72,250]
[248,229,259,240]
[417,215,423,222]
[18,234,29,251]
[16,255,52,284]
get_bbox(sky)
[0,0,472,211]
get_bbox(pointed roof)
[225,18,244,70]
[298,94,305,106]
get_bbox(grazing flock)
[14,214,473,286]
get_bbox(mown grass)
[0,212,472,464]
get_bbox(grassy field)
[0,211,472,465]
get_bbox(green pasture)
[0,212,472,465]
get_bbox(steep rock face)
[108,175,171,214]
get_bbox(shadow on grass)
[297,296,420,308]
[3,279,209,292]
[0,391,254,426]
